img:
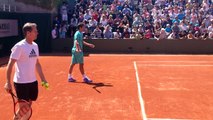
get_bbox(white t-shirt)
[10,39,39,83]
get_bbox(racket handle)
[41,81,49,89]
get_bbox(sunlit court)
[1,54,213,120]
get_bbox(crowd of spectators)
[52,0,213,40]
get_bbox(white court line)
[148,118,194,120]
[89,54,213,57]
[135,62,198,120]
[134,61,147,120]
[136,61,213,63]
[137,64,213,67]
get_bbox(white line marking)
[137,63,199,120]
[89,54,213,57]
[148,118,194,120]
[136,61,213,63]
[134,61,147,120]
[136,64,213,67]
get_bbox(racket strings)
[15,102,32,120]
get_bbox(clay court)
[0,54,213,120]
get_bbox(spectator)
[157,28,167,40]
[144,29,154,39]
[113,29,122,39]
[138,25,144,36]
[107,15,114,26]
[78,12,85,23]
[179,31,187,39]
[122,5,132,15]
[51,25,58,39]
[208,32,213,39]
[199,22,208,35]
[61,2,68,22]
[84,10,92,21]
[194,31,201,39]
[91,10,99,21]
[53,16,60,28]
[88,17,98,32]
[100,15,108,27]
[83,27,91,39]
[187,31,195,39]
[179,21,188,32]
[123,27,131,38]
[59,23,67,39]
[92,26,102,38]
[103,25,113,39]
[168,32,176,39]
[208,22,213,33]
[172,21,180,39]
[132,17,141,27]
[113,15,122,30]
[54,0,213,40]
[70,14,78,37]
[165,24,172,35]
[121,15,130,26]
[154,22,162,38]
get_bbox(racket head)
[14,100,32,120]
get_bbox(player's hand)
[89,44,95,48]
[4,82,12,93]
[41,80,49,89]
[76,48,82,52]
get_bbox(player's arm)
[36,59,48,83]
[75,40,82,52]
[83,41,95,48]
[4,58,16,93]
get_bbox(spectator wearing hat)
[165,24,172,34]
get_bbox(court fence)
[52,38,213,54]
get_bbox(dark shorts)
[14,81,38,101]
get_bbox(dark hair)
[77,22,85,30]
[22,23,37,36]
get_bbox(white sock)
[68,74,72,78]
[83,74,88,79]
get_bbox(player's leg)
[68,52,77,82]
[13,83,32,119]
[77,52,92,83]
[79,63,92,83]
[68,63,75,75]
[68,63,76,82]
[79,63,85,75]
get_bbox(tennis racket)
[10,92,32,120]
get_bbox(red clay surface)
[0,54,213,120]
